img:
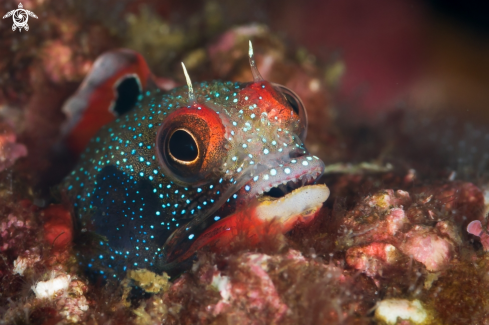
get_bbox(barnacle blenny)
[62,43,329,277]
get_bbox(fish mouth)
[262,175,318,199]
[161,154,325,266]
[240,154,325,201]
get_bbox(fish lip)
[161,155,325,265]
[239,154,325,200]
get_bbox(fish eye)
[168,129,199,164]
[156,104,227,185]
[273,84,308,140]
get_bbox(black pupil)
[285,93,300,115]
[169,130,198,162]
[114,76,141,116]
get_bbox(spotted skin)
[63,80,325,278]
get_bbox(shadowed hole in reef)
[113,76,141,116]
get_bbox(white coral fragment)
[32,274,71,299]
[375,299,428,324]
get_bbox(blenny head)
[158,44,325,263]
[64,42,326,276]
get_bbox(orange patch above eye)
[238,81,296,124]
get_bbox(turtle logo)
[2,3,38,32]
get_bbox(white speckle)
[264,148,269,154]
[263,174,269,180]
[309,78,321,92]
[211,273,231,302]
[284,168,291,174]
[302,161,308,166]
[188,234,195,240]
[245,185,251,191]
[13,255,40,276]
[270,169,277,176]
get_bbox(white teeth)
[245,157,324,197]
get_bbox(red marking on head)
[239,81,297,125]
